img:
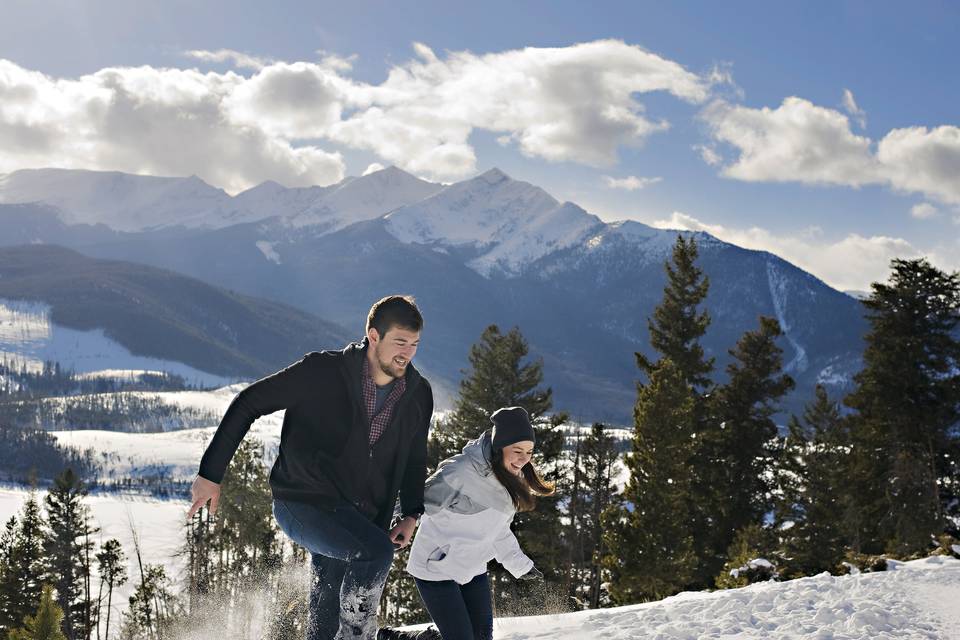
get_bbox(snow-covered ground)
[49,383,282,479]
[457,557,960,639]
[54,420,282,482]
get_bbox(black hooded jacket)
[198,339,433,530]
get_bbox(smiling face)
[367,325,420,381]
[501,440,534,476]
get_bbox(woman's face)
[501,440,535,476]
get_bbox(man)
[188,295,435,640]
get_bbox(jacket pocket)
[426,544,450,562]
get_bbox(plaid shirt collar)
[361,353,407,446]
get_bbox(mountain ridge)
[0,167,869,421]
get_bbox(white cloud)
[876,126,960,204]
[910,202,938,219]
[362,162,385,175]
[702,97,880,186]
[841,89,866,129]
[224,61,349,139]
[702,97,960,206]
[0,59,345,193]
[184,49,270,70]
[602,175,662,190]
[693,144,722,166]
[0,40,713,187]
[649,210,930,291]
[328,40,710,180]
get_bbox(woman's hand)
[519,566,543,581]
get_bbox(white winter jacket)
[406,431,535,585]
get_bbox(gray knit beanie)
[490,406,536,450]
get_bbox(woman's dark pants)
[414,573,493,640]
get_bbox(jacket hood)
[461,430,495,477]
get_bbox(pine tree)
[438,325,553,457]
[701,316,794,580]
[44,469,98,640]
[577,423,619,608]
[775,386,849,577]
[636,234,714,391]
[94,539,126,640]
[603,359,698,603]
[0,492,49,634]
[610,233,716,597]
[843,258,960,556]
[8,584,67,640]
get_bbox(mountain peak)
[354,164,419,183]
[384,169,601,276]
[478,167,510,184]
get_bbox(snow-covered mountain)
[0,168,253,231]
[385,168,603,276]
[0,166,868,421]
[288,165,442,231]
[0,165,440,233]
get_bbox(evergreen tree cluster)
[0,471,128,640]
[0,423,100,484]
[0,444,310,640]
[602,238,960,604]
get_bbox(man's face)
[369,325,420,380]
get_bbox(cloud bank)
[0,40,711,191]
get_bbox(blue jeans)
[273,499,395,640]
[414,574,492,640]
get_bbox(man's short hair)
[366,295,423,338]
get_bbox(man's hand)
[187,475,221,521]
[389,516,418,549]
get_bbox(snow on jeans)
[273,498,395,640]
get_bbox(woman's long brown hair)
[490,446,556,512]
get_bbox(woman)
[405,406,555,640]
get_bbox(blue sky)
[1,0,958,290]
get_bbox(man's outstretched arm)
[187,353,317,521]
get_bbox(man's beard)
[376,351,406,380]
